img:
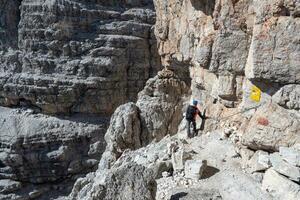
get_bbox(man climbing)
[185,100,204,138]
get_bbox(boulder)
[238,147,255,169]
[247,150,271,173]
[279,146,300,167]
[273,85,300,110]
[184,160,207,180]
[71,162,157,200]
[241,103,300,151]
[216,170,272,200]
[137,69,189,144]
[269,153,300,182]
[99,103,142,170]
[99,69,188,170]
[262,168,300,200]
[171,146,185,173]
[96,162,157,200]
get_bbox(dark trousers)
[186,120,196,138]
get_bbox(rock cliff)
[0,0,161,199]
[0,0,300,200]
[154,0,300,148]
[0,0,161,115]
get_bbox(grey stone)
[241,103,300,151]
[251,172,264,183]
[184,160,207,180]
[273,84,300,110]
[172,146,185,173]
[0,2,162,199]
[269,152,300,182]
[0,106,108,198]
[98,102,142,170]
[70,135,175,200]
[137,69,189,144]
[262,168,300,200]
[217,75,236,100]
[239,147,255,169]
[28,189,44,199]
[0,179,22,193]
[246,16,300,84]
[279,146,300,167]
[0,0,161,115]
[215,170,273,200]
[209,30,250,74]
[71,162,157,200]
[0,0,21,49]
[247,150,271,173]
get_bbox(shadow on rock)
[202,166,220,179]
[190,0,215,16]
[170,192,188,200]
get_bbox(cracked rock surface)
[0,0,161,115]
[0,0,300,199]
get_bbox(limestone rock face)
[153,0,300,112]
[70,136,173,200]
[0,0,161,115]
[241,103,300,151]
[100,69,188,170]
[273,84,300,110]
[1,0,300,199]
[71,162,157,200]
[245,0,300,84]
[0,0,161,199]
[137,69,189,144]
[0,106,108,199]
[98,102,141,170]
[0,0,21,48]
[70,70,188,199]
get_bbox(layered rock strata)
[0,0,300,199]
[0,106,109,199]
[153,0,300,150]
[154,0,300,108]
[0,0,162,199]
[0,0,161,115]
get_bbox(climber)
[185,100,204,138]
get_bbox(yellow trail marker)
[250,85,261,102]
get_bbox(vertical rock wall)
[0,0,162,199]
[154,0,299,109]
[0,0,161,115]
[153,0,300,150]
[0,0,21,48]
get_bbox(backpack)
[185,105,197,121]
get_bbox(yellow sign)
[250,85,261,102]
